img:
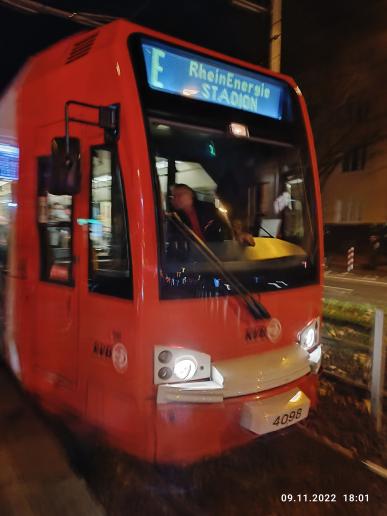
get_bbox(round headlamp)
[173,357,198,381]
[298,318,319,352]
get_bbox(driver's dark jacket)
[173,200,232,242]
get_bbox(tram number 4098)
[272,408,303,427]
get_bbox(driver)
[169,183,254,245]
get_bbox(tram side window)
[89,146,132,299]
[37,156,74,284]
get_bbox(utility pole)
[269,0,282,72]
[231,1,282,72]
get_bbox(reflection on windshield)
[150,120,318,298]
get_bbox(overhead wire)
[0,0,117,27]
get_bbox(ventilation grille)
[66,32,98,64]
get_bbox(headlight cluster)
[298,318,320,352]
[154,346,211,385]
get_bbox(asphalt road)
[324,271,387,308]
[0,366,105,516]
[82,422,387,516]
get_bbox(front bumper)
[309,344,322,372]
[155,372,318,463]
[157,343,319,404]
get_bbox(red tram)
[0,20,323,463]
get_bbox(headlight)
[174,357,198,380]
[158,366,173,380]
[298,318,320,352]
[154,346,211,385]
[158,350,173,364]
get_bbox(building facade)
[283,0,387,266]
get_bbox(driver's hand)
[237,232,255,246]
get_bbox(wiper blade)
[166,212,271,320]
[258,225,275,238]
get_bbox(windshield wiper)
[166,212,271,320]
[258,225,275,238]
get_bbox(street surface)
[83,427,387,516]
[0,365,105,516]
[324,271,387,308]
[0,365,386,515]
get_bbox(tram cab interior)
[149,119,316,298]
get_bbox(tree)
[283,0,387,188]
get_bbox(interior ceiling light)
[229,123,249,138]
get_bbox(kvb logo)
[245,318,282,343]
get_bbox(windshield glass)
[149,120,318,299]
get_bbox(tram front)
[131,35,323,462]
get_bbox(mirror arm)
[64,101,120,154]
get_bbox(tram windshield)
[149,120,318,299]
[129,35,319,298]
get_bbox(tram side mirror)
[50,137,81,195]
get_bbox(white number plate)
[240,388,310,435]
[271,406,307,429]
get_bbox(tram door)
[33,124,80,387]
[76,141,135,432]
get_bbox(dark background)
[1,0,376,95]
[0,0,272,94]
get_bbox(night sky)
[0,0,271,94]
[1,0,383,115]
